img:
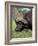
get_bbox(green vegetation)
[12,31,32,38]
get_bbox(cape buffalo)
[15,10,32,32]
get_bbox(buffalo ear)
[15,19,16,23]
[15,19,17,24]
[15,19,18,24]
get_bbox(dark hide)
[15,11,32,32]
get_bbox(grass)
[12,19,32,38]
[12,31,32,38]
